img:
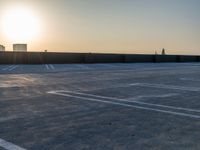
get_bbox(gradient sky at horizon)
[0,0,199,54]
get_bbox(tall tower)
[161,48,166,55]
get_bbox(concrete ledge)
[179,56,198,62]
[44,53,83,64]
[0,52,200,64]
[155,55,178,62]
[84,53,123,63]
[124,54,154,63]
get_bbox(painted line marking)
[8,65,19,71]
[52,90,200,113]
[45,64,49,70]
[48,90,200,119]
[49,64,55,70]
[2,65,19,71]
[180,78,200,82]
[45,64,55,70]
[2,65,14,71]
[0,138,26,150]
[129,83,200,92]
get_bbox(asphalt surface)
[0,63,200,150]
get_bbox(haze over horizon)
[0,0,199,55]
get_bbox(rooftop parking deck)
[0,63,200,150]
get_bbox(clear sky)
[0,0,199,54]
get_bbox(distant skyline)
[0,0,200,54]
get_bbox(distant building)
[13,44,27,52]
[0,45,5,51]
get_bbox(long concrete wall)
[0,51,200,64]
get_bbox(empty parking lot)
[0,63,200,150]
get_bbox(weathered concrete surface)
[0,63,200,150]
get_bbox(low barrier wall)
[0,52,199,64]
[125,54,155,63]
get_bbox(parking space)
[0,63,200,150]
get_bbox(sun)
[1,6,40,43]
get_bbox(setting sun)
[1,6,40,43]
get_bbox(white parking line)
[0,138,26,150]
[180,78,200,82]
[8,65,19,71]
[2,65,14,71]
[2,65,18,71]
[129,83,200,92]
[49,64,55,70]
[45,64,49,70]
[48,90,200,119]
[51,90,200,113]
[45,64,55,70]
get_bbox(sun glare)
[1,6,40,43]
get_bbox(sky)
[0,0,200,54]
